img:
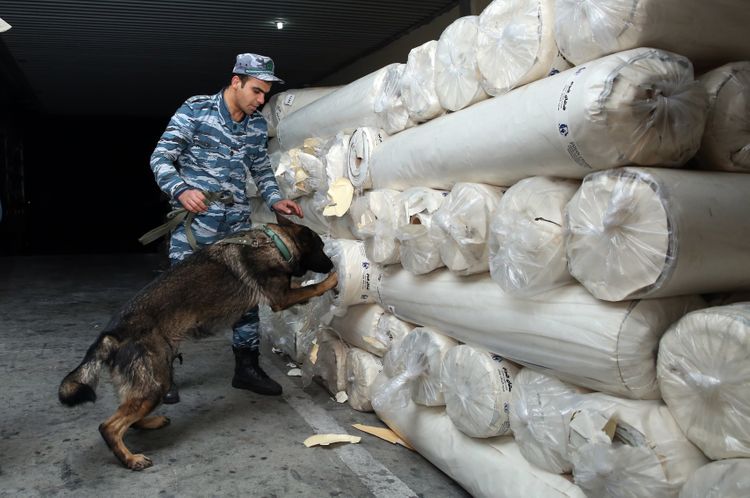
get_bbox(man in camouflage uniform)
[150,53,301,402]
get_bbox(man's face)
[233,76,272,115]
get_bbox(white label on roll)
[556,66,593,170]
[283,93,296,106]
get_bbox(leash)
[216,224,295,264]
[138,190,235,251]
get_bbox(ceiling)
[0,0,458,117]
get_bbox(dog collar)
[260,224,294,264]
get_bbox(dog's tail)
[58,333,119,406]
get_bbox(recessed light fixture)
[276,21,284,30]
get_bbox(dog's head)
[276,216,334,277]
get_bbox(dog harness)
[216,225,295,264]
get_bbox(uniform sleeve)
[150,100,196,199]
[247,136,283,208]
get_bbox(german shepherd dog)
[58,217,337,470]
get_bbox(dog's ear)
[275,213,295,227]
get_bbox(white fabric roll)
[432,183,504,275]
[434,16,490,112]
[371,373,587,498]
[554,0,750,69]
[328,304,415,357]
[323,239,383,315]
[679,459,750,498]
[477,0,562,96]
[345,348,383,412]
[276,64,407,150]
[379,327,457,407]
[401,40,444,122]
[489,176,579,296]
[372,64,415,135]
[697,62,750,172]
[311,329,349,396]
[348,189,405,265]
[569,394,708,498]
[440,345,518,438]
[274,148,325,199]
[509,368,589,474]
[565,167,750,301]
[396,212,446,275]
[657,303,750,459]
[262,86,341,137]
[273,196,353,239]
[376,267,704,399]
[346,127,387,191]
[322,132,351,189]
[369,48,707,191]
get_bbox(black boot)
[232,347,282,396]
[162,353,182,404]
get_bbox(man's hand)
[177,189,208,213]
[272,199,304,218]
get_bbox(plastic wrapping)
[323,239,383,316]
[274,149,325,199]
[369,48,707,192]
[657,303,750,459]
[261,86,341,137]
[372,63,415,135]
[697,62,750,172]
[346,127,387,192]
[440,345,518,438]
[432,183,503,275]
[554,0,750,69]
[322,132,351,190]
[477,0,563,96]
[376,327,457,408]
[348,189,405,265]
[509,369,589,474]
[376,267,704,399]
[434,16,489,112]
[276,64,409,150]
[371,373,587,498]
[568,394,708,498]
[489,176,579,296]
[307,329,349,396]
[396,212,445,275]
[400,40,444,123]
[328,304,415,357]
[565,167,750,301]
[345,348,383,412]
[679,459,750,498]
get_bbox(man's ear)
[275,213,294,226]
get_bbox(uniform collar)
[217,89,252,133]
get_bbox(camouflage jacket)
[150,89,282,212]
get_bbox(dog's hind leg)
[99,397,158,470]
[133,415,171,430]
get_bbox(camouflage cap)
[232,53,284,84]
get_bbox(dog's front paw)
[128,454,153,471]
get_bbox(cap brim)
[255,74,285,84]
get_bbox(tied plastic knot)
[601,190,632,234]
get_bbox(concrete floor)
[0,254,468,497]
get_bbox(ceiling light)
[276,21,284,30]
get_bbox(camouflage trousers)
[169,207,259,350]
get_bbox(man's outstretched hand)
[273,199,304,218]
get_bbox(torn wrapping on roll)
[345,348,384,412]
[400,40,445,122]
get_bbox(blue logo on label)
[362,262,369,269]
[559,124,569,136]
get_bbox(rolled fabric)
[434,16,489,112]
[346,127,387,191]
[396,212,446,275]
[371,373,587,498]
[274,148,325,199]
[260,195,353,240]
[277,64,407,150]
[328,304,415,357]
[569,394,708,498]
[477,0,562,96]
[310,329,349,395]
[509,369,589,474]
[322,132,351,189]
[379,326,457,407]
[565,167,750,301]
[401,40,444,122]
[440,345,518,438]
[323,239,383,315]
[657,303,750,459]
[697,62,750,172]
[345,348,383,412]
[554,0,750,69]
[679,459,750,498]
[432,183,504,275]
[369,48,707,191]
[348,189,406,265]
[489,176,579,296]
[262,86,341,137]
[372,64,415,135]
[376,267,704,399]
